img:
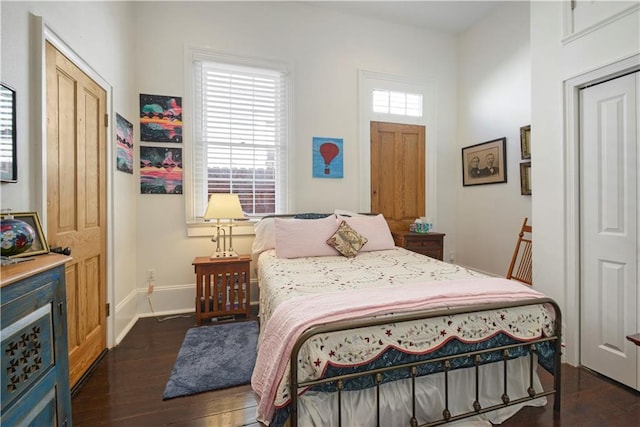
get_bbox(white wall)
[531,2,639,364]
[0,1,139,344]
[132,2,460,314]
[456,2,532,275]
[8,1,628,354]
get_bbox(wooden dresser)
[392,231,445,261]
[1,254,72,426]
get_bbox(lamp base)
[210,251,239,259]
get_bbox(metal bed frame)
[288,298,562,427]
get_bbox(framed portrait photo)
[461,137,507,186]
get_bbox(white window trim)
[184,46,293,236]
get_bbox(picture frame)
[139,93,182,143]
[520,125,531,159]
[461,137,507,186]
[520,161,532,195]
[0,212,50,258]
[140,146,183,194]
[312,137,344,178]
[0,82,17,182]
[116,113,134,174]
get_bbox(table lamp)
[203,193,245,258]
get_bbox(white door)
[580,72,639,391]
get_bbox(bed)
[250,213,561,427]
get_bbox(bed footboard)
[288,298,562,427]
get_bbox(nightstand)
[192,256,251,325]
[392,231,445,261]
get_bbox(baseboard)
[113,280,261,344]
[137,283,196,317]
[114,289,139,346]
[138,279,260,316]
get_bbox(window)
[372,89,422,117]
[191,53,289,221]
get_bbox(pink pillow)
[339,214,395,252]
[274,216,340,258]
[252,217,276,256]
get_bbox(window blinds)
[193,60,288,217]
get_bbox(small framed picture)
[520,162,531,195]
[461,137,507,186]
[520,125,531,159]
[312,137,343,178]
[0,211,50,258]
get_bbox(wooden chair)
[506,217,532,286]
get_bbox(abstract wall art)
[140,146,183,194]
[139,94,182,143]
[115,113,134,174]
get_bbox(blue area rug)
[163,320,259,400]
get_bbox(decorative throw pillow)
[337,213,395,252]
[326,220,368,258]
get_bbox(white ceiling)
[304,1,503,34]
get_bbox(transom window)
[372,89,423,117]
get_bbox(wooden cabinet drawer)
[404,237,440,250]
[392,231,445,261]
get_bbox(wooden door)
[46,42,108,388]
[580,72,638,390]
[370,121,425,232]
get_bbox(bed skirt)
[276,356,546,427]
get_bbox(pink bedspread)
[251,277,549,423]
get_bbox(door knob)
[50,246,72,256]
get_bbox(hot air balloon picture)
[312,137,343,178]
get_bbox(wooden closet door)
[370,121,425,232]
[46,41,108,388]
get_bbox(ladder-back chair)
[506,217,532,286]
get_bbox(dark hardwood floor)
[72,316,640,426]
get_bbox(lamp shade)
[203,193,245,220]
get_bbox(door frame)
[32,14,116,347]
[358,70,438,223]
[563,53,639,367]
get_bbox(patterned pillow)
[326,220,368,257]
[336,213,395,252]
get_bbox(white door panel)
[579,72,638,390]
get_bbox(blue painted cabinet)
[1,254,72,426]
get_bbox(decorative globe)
[1,218,36,256]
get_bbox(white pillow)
[338,214,395,252]
[274,215,340,258]
[252,217,276,256]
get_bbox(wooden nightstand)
[392,231,445,261]
[192,256,251,325]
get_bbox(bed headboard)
[261,212,377,220]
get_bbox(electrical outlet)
[449,251,456,263]
[146,269,156,281]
